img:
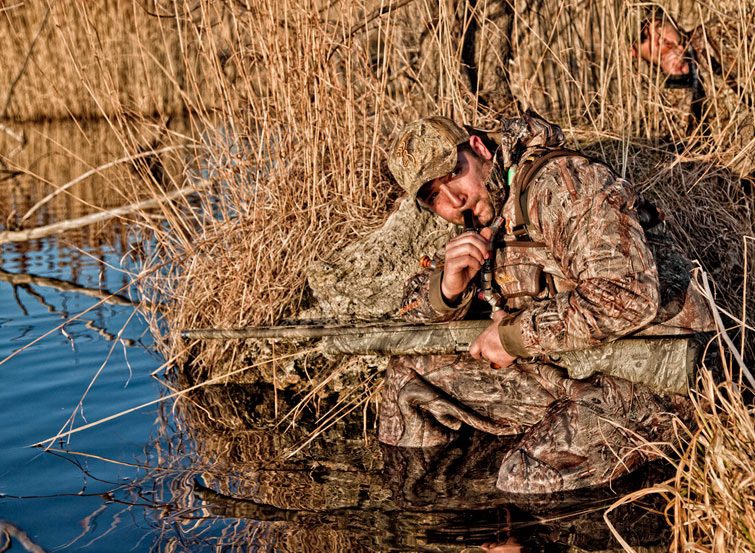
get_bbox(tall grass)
[605,280,755,552]
[0,1,222,121]
[7,0,754,550]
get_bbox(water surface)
[0,235,163,551]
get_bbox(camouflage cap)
[387,116,470,199]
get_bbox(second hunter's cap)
[387,116,470,200]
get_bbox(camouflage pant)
[379,355,690,494]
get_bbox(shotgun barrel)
[181,319,698,395]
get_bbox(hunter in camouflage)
[631,8,754,179]
[382,111,712,495]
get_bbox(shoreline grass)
[2,1,753,550]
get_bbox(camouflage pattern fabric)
[388,116,470,199]
[381,113,707,493]
[659,13,754,177]
[400,115,660,357]
[379,354,690,494]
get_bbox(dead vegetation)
[0,2,221,121]
[2,0,754,551]
[605,282,755,552]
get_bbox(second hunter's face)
[637,20,690,76]
[417,136,495,227]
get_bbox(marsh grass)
[4,0,754,550]
[605,275,755,552]
[0,1,219,121]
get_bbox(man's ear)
[630,45,638,59]
[468,135,493,161]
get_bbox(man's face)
[417,142,495,227]
[635,20,690,76]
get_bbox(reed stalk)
[6,1,752,550]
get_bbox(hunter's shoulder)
[525,150,627,203]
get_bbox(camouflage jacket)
[400,114,661,358]
[661,12,754,176]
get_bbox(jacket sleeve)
[498,156,659,357]
[398,250,476,323]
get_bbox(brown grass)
[6,0,754,551]
[605,277,755,552]
[668,368,755,552]
[0,1,224,121]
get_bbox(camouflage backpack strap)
[513,148,583,229]
[496,148,585,303]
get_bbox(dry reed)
[0,1,224,121]
[666,368,755,552]
[605,279,755,552]
[10,0,755,551]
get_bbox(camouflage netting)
[304,198,454,320]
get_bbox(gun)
[181,319,697,395]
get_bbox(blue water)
[0,237,164,551]
[0,236,536,552]
[0,234,672,552]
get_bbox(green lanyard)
[507,166,516,188]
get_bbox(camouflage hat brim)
[388,116,470,199]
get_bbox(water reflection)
[0,119,162,551]
[1,119,136,236]
[0,240,159,551]
[99,376,672,552]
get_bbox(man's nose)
[439,183,465,208]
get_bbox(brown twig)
[0,183,205,245]
[19,145,185,225]
[0,521,46,553]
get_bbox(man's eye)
[426,191,439,204]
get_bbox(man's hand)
[481,540,522,552]
[441,227,493,302]
[470,310,516,368]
